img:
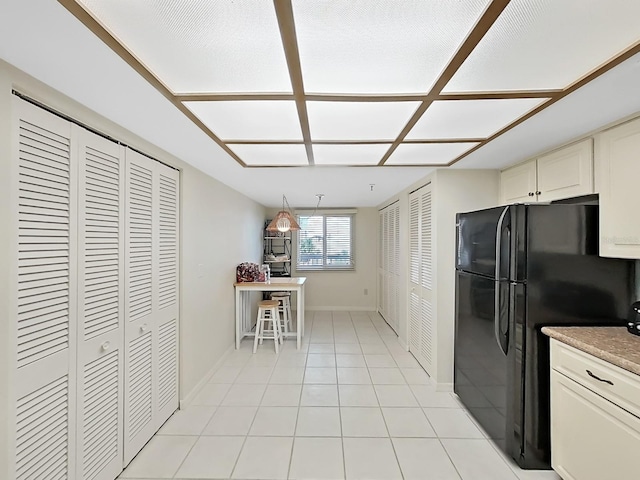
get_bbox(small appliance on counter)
[627,301,640,336]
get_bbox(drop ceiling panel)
[77,0,292,94]
[444,0,640,92]
[185,101,303,141]
[406,99,547,139]
[292,0,491,94]
[313,144,391,166]
[386,143,479,166]
[229,144,309,167]
[307,101,420,141]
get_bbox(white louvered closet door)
[76,128,125,480]
[408,184,434,376]
[124,150,156,464]
[377,211,383,314]
[124,149,179,465]
[13,98,76,480]
[419,188,434,374]
[155,164,179,426]
[377,202,400,334]
[392,203,400,333]
[408,193,421,353]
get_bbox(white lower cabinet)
[550,340,640,480]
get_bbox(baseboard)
[435,382,454,392]
[179,343,235,409]
[396,336,409,351]
[297,306,376,312]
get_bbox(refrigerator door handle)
[494,206,509,354]
[494,206,509,281]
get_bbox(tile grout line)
[339,312,348,480]
[285,329,311,479]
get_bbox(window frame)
[295,213,355,271]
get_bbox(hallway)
[119,311,558,480]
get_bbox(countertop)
[542,326,640,376]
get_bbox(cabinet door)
[551,370,640,480]
[500,160,537,204]
[537,139,593,202]
[596,117,640,258]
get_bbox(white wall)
[432,170,500,386]
[181,173,264,400]
[0,60,266,477]
[266,207,378,311]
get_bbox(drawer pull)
[586,369,614,386]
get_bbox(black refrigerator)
[454,203,633,470]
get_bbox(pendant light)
[266,195,300,233]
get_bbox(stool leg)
[284,298,290,335]
[253,313,261,353]
[272,308,281,353]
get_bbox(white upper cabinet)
[537,139,593,202]
[596,117,640,259]
[500,159,537,204]
[500,139,594,204]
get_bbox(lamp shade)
[266,210,300,232]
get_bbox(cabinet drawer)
[551,340,640,417]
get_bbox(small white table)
[234,277,306,350]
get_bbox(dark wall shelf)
[264,220,292,277]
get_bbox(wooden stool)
[270,292,292,336]
[254,300,282,353]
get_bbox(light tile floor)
[119,311,561,480]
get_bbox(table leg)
[235,288,241,349]
[296,286,303,350]
[301,284,305,337]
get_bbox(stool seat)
[259,300,279,308]
[271,291,291,297]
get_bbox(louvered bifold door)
[13,98,76,480]
[124,150,156,464]
[408,191,421,355]
[75,127,124,480]
[392,204,400,334]
[419,187,434,375]
[154,164,179,427]
[124,150,179,465]
[377,211,383,313]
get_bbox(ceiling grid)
[60,0,640,168]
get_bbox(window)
[297,214,354,270]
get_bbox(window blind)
[297,214,354,270]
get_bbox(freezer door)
[455,271,507,443]
[456,206,508,277]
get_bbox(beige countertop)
[542,326,640,376]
